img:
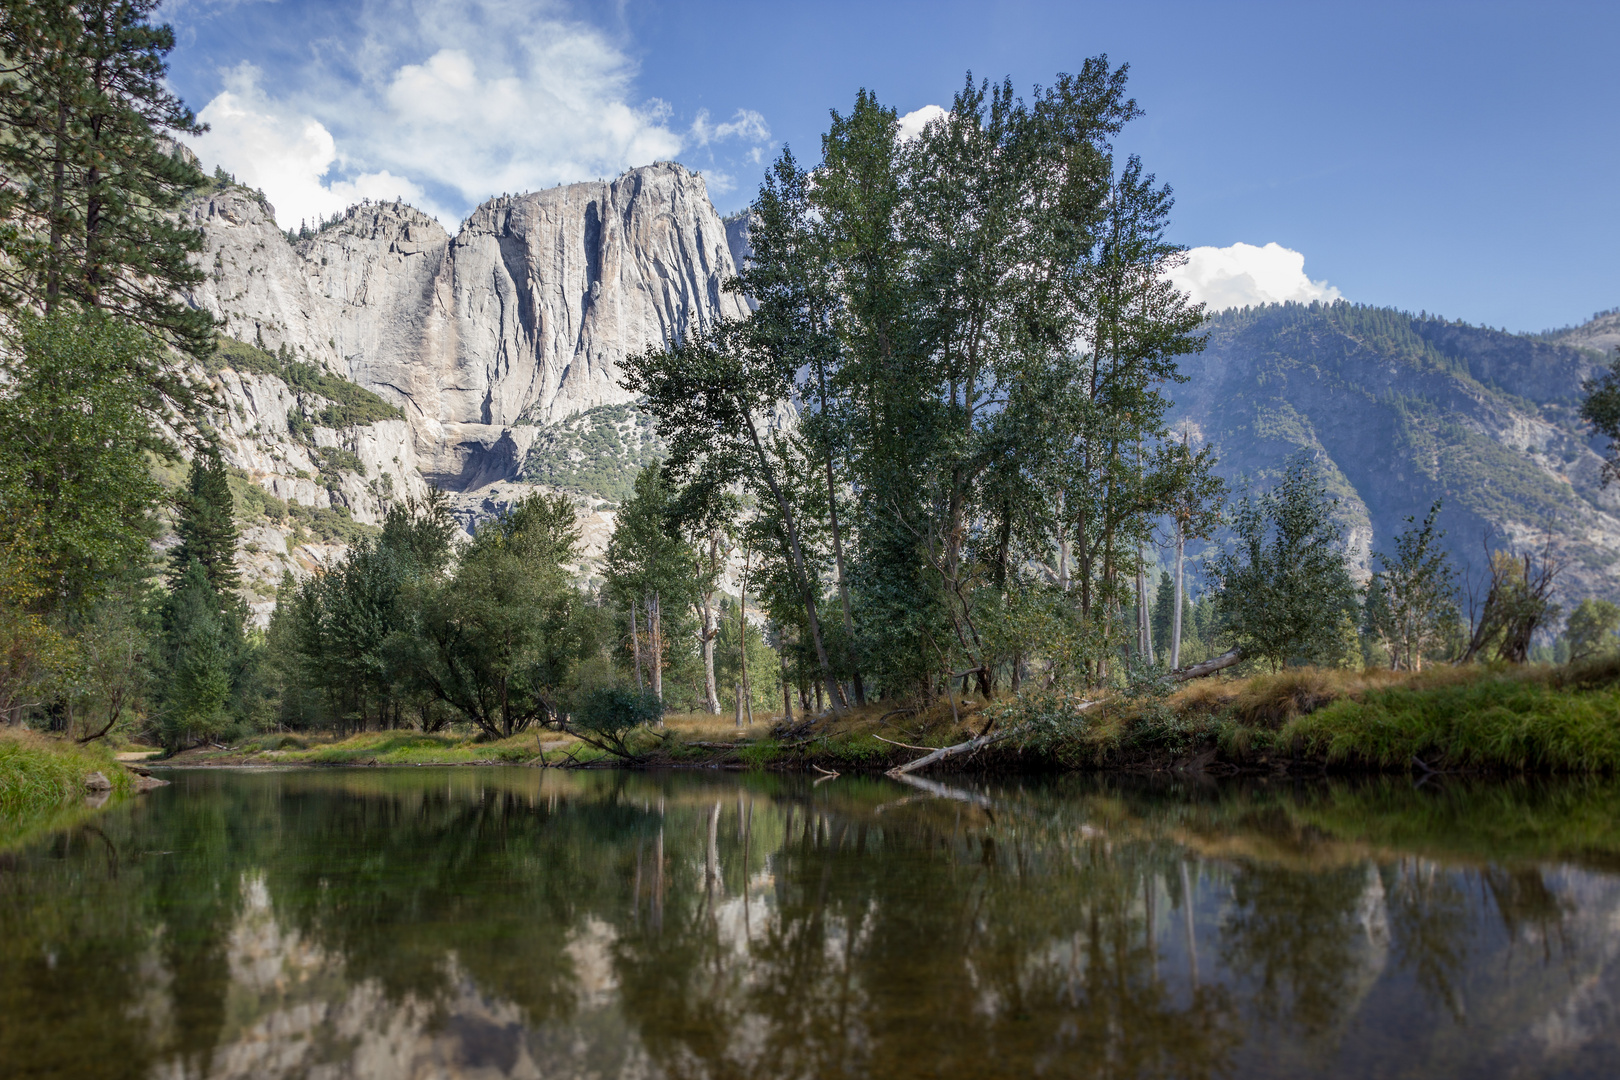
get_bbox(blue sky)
[164,0,1617,332]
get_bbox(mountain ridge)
[180,163,1620,618]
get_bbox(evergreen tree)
[1211,457,1359,670]
[168,449,241,605]
[155,450,247,746]
[157,558,231,747]
[0,0,215,364]
[1151,570,1176,659]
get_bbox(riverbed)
[3,768,1619,1078]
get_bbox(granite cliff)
[183,163,745,617]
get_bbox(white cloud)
[690,108,770,147]
[185,1,767,228]
[897,104,947,142]
[194,64,433,229]
[1167,242,1344,311]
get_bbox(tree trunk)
[740,547,753,726]
[650,592,664,717]
[779,633,793,723]
[1170,520,1185,671]
[743,414,844,710]
[1169,647,1243,682]
[630,602,644,691]
[700,586,720,714]
[1137,558,1154,664]
[824,450,866,705]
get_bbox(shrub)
[570,686,662,757]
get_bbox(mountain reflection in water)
[4,769,1620,1079]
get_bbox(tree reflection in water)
[4,770,1620,1079]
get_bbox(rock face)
[183,164,747,619]
[188,162,745,493]
[1555,307,1620,359]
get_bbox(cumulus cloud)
[186,1,770,228]
[1167,242,1344,311]
[195,65,432,229]
[897,104,947,142]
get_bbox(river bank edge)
[140,658,1620,780]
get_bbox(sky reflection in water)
[4,768,1620,1079]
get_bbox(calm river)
[3,768,1620,1079]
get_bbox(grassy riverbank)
[157,658,1620,776]
[0,730,134,850]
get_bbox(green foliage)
[156,559,234,747]
[314,446,366,479]
[603,468,697,703]
[570,686,662,757]
[268,492,458,733]
[285,502,376,546]
[0,311,166,611]
[628,63,1220,705]
[154,452,253,749]
[1581,352,1620,485]
[212,335,402,429]
[1212,457,1360,670]
[166,449,242,601]
[1364,501,1459,671]
[1563,598,1620,663]
[226,469,286,525]
[1150,571,1180,659]
[405,492,602,738]
[0,0,217,361]
[1285,671,1620,772]
[519,404,663,503]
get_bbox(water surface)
[4,767,1620,1079]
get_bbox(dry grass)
[658,710,783,742]
[1171,667,1410,729]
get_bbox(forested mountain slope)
[1172,302,1620,600]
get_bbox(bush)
[571,686,662,757]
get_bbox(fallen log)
[884,729,1014,778]
[1168,648,1244,683]
[886,698,1100,778]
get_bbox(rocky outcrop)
[1555,307,1620,359]
[189,162,745,436]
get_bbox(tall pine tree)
[0,0,215,369]
[167,448,241,605]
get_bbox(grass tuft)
[0,729,131,818]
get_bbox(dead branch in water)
[886,698,1102,777]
